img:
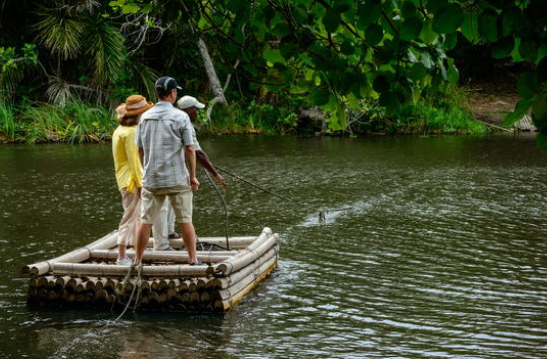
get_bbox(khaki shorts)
[141,183,193,224]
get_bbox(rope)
[204,170,230,250]
[112,263,143,322]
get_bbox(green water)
[1,134,547,358]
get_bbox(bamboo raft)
[22,227,279,313]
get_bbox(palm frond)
[34,6,83,60]
[130,61,159,100]
[84,19,126,85]
[60,0,100,16]
[46,76,73,106]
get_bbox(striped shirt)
[136,101,194,188]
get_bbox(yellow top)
[112,125,142,193]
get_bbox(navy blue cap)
[155,76,183,92]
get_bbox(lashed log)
[65,278,83,292]
[62,290,74,303]
[95,289,113,303]
[166,288,180,303]
[190,291,200,303]
[90,250,235,263]
[47,290,58,300]
[200,291,210,303]
[22,230,118,276]
[179,280,189,293]
[55,276,72,288]
[52,263,212,277]
[213,254,277,311]
[168,279,181,289]
[158,279,170,292]
[212,247,278,289]
[211,232,278,276]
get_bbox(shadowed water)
[1,134,547,358]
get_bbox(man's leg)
[135,187,165,264]
[179,222,197,263]
[169,183,197,263]
[151,199,170,250]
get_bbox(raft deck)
[22,227,279,313]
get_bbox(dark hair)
[118,115,139,127]
[155,86,170,99]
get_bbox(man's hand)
[190,177,200,191]
[214,174,227,190]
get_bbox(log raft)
[22,227,279,312]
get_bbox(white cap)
[177,95,205,110]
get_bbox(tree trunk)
[197,38,227,118]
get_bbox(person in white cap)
[177,95,226,188]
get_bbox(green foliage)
[2,0,547,143]
[7,100,115,144]
[391,105,486,134]
[0,102,16,142]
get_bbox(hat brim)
[195,101,205,109]
[124,101,154,117]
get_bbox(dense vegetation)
[0,0,545,143]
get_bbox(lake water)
[1,134,547,358]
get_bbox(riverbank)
[0,87,515,144]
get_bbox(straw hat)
[116,95,154,119]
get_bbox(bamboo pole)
[190,291,200,303]
[158,279,170,292]
[22,230,118,276]
[65,278,83,292]
[213,255,277,312]
[62,290,75,303]
[55,276,71,288]
[94,289,109,303]
[52,263,212,277]
[166,288,180,303]
[179,280,189,293]
[212,253,277,301]
[197,278,207,291]
[90,250,235,263]
[168,279,181,289]
[37,276,50,288]
[148,292,159,304]
[200,291,210,303]
[47,290,58,300]
[29,277,39,288]
[139,279,151,292]
[213,247,278,289]
[146,236,256,250]
[212,233,278,276]
[84,292,95,303]
[75,282,86,294]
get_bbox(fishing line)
[215,165,349,222]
